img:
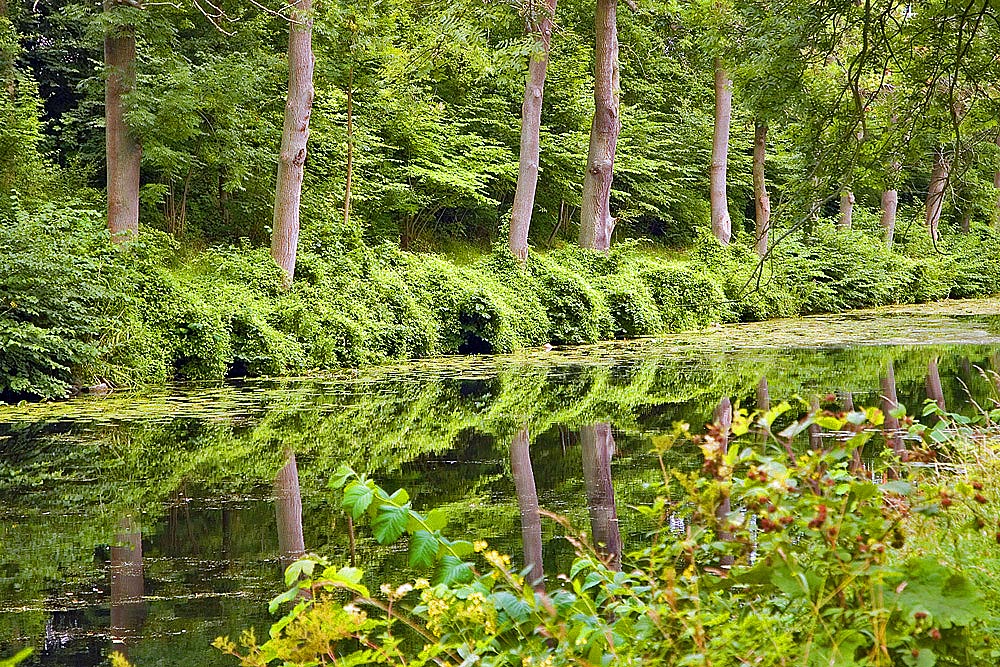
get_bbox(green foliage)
[217,408,1000,667]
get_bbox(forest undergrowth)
[4,198,1000,401]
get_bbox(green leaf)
[329,465,354,490]
[372,503,410,544]
[269,585,304,614]
[284,558,318,586]
[880,481,913,496]
[343,483,374,520]
[330,566,369,596]
[425,507,448,531]
[436,555,474,585]
[409,530,439,568]
[388,488,410,506]
[492,590,531,623]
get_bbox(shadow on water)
[3,304,1000,664]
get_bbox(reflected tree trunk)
[809,395,822,450]
[713,398,734,566]
[880,361,905,459]
[510,426,544,591]
[756,376,770,411]
[275,452,306,571]
[110,515,145,659]
[841,391,864,473]
[926,357,946,414]
[580,423,621,571]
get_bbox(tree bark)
[880,361,904,458]
[838,191,855,230]
[104,1,141,241]
[274,452,306,571]
[926,357,946,413]
[994,132,1000,223]
[881,189,898,248]
[271,0,315,287]
[110,515,146,659]
[752,122,770,257]
[509,0,558,261]
[925,149,950,242]
[711,59,733,245]
[756,376,770,411]
[510,426,544,591]
[580,423,620,570]
[578,0,619,251]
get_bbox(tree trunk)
[756,376,770,411]
[994,131,1000,223]
[578,0,619,251]
[510,426,544,591]
[925,149,950,242]
[509,0,557,261]
[110,515,146,659]
[960,208,971,233]
[271,0,315,287]
[880,361,905,459]
[926,357,945,413]
[274,452,306,571]
[881,189,898,248]
[752,122,770,257]
[711,59,732,245]
[580,423,620,570]
[838,191,854,230]
[104,2,141,241]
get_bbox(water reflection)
[3,312,1000,665]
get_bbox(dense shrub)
[6,205,1000,400]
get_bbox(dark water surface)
[4,300,1000,666]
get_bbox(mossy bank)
[5,203,1000,401]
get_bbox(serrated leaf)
[425,508,448,531]
[437,555,474,585]
[493,590,531,623]
[409,530,439,568]
[388,488,410,506]
[268,585,303,614]
[284,558,318,586]
[372,503,410,544]
[343,483,374,520]
[329,465,353,490]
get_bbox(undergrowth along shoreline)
[5,205,1000,400]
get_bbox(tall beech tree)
[509,0,558,261]
[271,0,315,286]
[578,0,619,252]
[104,0,141,241]
[710,58,732,245]
[752,121,770,257]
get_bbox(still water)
[3,300,1000,666]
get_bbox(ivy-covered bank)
[4,202,1000,400]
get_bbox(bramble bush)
[213,402,1000,667]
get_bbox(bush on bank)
[5,200,1000,400]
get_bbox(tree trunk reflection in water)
[111,515,145,659]
[713,398,734,567]
[510,426,545,591]
[926,357,946,415]
[880,361,905,459]
[275,452,306,571]
[841,392,865,473]
[580,423,621,571]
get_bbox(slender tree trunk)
[509,0,558,261]
[110,515,146,659]
[838,191,855,230]
[994,132,1000,223]
[880,361,905,459]
[809,395,822,450]
[756,376,770,411]
[271,0,315,287]
[752,121,770,257]
[510,426,544,591]
[881,189,898,248]
[343,63,353,228]
[960,208,971,233]
[580,423,620,570]
[274,452,306,571]
[713,398,733,566]
[711,59,732,245]
[104,2,141,241]
[926,357,946,413]
[579,0,619,251]
[925,149,950,242]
